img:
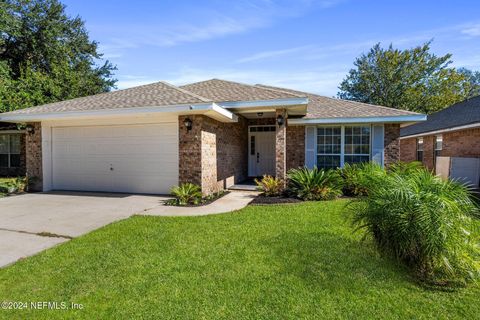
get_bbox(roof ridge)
[182,78,305,98]
[158,81,212,102]
[256,84,421,115]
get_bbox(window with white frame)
[416,137,424,162]
[316,125,371,169]
[344,125,370,164]
[0,134,21,168]
[435,135,442,157]
[316,126,341,169]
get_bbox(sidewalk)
[141,190,258,216]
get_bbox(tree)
[337,41,470,114]
[0,0,116,112]
[458,68,480,98]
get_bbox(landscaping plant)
[255,175,284,197]
[349,168,480,285]
[170,183,203,205]
[287,167,343,201]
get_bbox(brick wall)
[384,124,401,167]
[0,133,26,177]
[25,122,42,191]
[442,128,480,157]
[400,127,480,171]
[178,115,248,195]
[400,137,417,163]
[286,125,305,170]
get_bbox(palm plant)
[255,175,284,197]
[287,167,343,201]
[349,168,480,285]
[170,183,202,205]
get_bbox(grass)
[0,200,478,319]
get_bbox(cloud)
[95,0,343,58]
[116,75,161,90]
[461,24,480,37]
[237,45,313,63]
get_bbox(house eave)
[219,97,308,109]
[288,114,427,125]
[0,103,238,123]
[400,122,480,139]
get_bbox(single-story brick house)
[400,95,480,187]
[0,122,26,177]
[0,79,425,194]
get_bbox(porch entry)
[248,125,276,177]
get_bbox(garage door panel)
[52,123,179,194]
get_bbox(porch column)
[25,122,43,191]
[275,109,287,180]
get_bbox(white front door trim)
[248,125,276,177]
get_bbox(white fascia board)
[400,122,480,139]
[0,103,237,123]
[219,97,308,109]
[288,114,427,125]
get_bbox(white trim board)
[0,103,238,123]
[400,122,480,139]
[289,114,426,125]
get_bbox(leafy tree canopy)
[0,0,116,113]
[458,67,480,99]
[337,41,473,114]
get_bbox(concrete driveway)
[0,192,167,268]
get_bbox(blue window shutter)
[371,124,384,167]
[305,126,316,169]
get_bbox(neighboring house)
[0,122,26,177]
[400,96,480,187]
[0,79,425,194]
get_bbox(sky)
[62,0,480,96]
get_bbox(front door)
[248,126,276,177]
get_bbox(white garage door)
[52,123,178,194]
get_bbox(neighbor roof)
[180,79,304,102]
[3,81,212,115]
[255,84,421,119]
[400,96,480,137]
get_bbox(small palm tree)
[287,167,343,201]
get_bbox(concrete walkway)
[142,190,258,216]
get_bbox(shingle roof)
[1,78,424,121]
[179,79,304,102]
[400,96,480,137]
[255,84,421,118]
[4,81,211,115]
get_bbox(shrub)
[349,168,480,285]
[170,183,202,205]
[339,162,386,197]
[388,161,423,175]
[287,167,343,201]
[255,175,284,197]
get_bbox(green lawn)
[0,200,478,319]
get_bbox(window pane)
[0,154,8,167]
[10,154,20,167]
[10,135,21,154]
[317,155,341,170]
[344,125,370,157]
[345,155,369,164]
[0,135,8,154]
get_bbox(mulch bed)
[164,191,230,207]
[250,195,302,205]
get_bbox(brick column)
[275,109,287,180]
[25,122,42,191]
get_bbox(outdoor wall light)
[25,124,35,135]
[183,118,193,131]
[276,114,285,126]
[257,112,263,117]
